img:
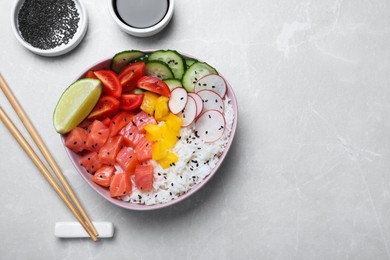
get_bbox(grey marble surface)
[1,0,390,259]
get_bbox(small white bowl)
[11,0,88,57]
[108,0,174,37]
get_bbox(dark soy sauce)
[114,0,169,29]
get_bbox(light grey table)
[1,0,390,259]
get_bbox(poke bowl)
[57,50,238,210]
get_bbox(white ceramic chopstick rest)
[55,222,114,238]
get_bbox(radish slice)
[178,95,197,127]
[194,74,227,98]
[168,87,188,114]
[195,110,226,142]
[197,89,224,114]
[188,92,203,118]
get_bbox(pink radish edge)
[194,74,227,98]
[194,109,226,142]
[180,95,197,127]
[168,87,188,114]
[188,92,203,118]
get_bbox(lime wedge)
[53,78,102,134]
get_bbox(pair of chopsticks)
[0,74,99,241]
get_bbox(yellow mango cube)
[140,91,159,115]
[158,151,179,169]
[144,124,162,141]
[152,141,166,161]
[154,96,170,120]
[162,113,182,132]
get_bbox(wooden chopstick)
[0,74,98,239]
[0,107,97,241]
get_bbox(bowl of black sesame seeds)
[11,0,88,56]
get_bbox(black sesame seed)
[17,0,81,50]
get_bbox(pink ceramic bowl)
[61,51,238,210]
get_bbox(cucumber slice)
[185,58,197,67]
[163,78,183,91]
[130,54,149,64]
[111,50,145,73]
[148,50,186,79]
[182,62,218,92]
[145,60,174,80]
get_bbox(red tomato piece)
[109,111,136,137]
[132,111,157,133]
[119,122,144,147]
[85,120,110,152]
[134,164,154,191]
[85,70,97,79]
[65,127,88,153]
[110,173,132,198]
[137,76,171,97]
[98,136,125,165]
[94,70,122,98]
[91,165,115,187]
[88,96,120,121]
[116,146,139,173]
[79,151,103,174]
[135,137,152,162]
[118,94,144,111]
[118,62,146,93]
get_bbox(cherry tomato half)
[118,94,144,111]
[88,96,120,121]
[137,76,171,97]
[94,70,122,98]
[85,70,97,79]
[118,62,146,93]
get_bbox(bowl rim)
[61,51,238,210]
[11,0,88,57]
[107,0,174,37]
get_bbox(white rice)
[121,97,235,205]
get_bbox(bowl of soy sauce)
[108,0,174,37]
